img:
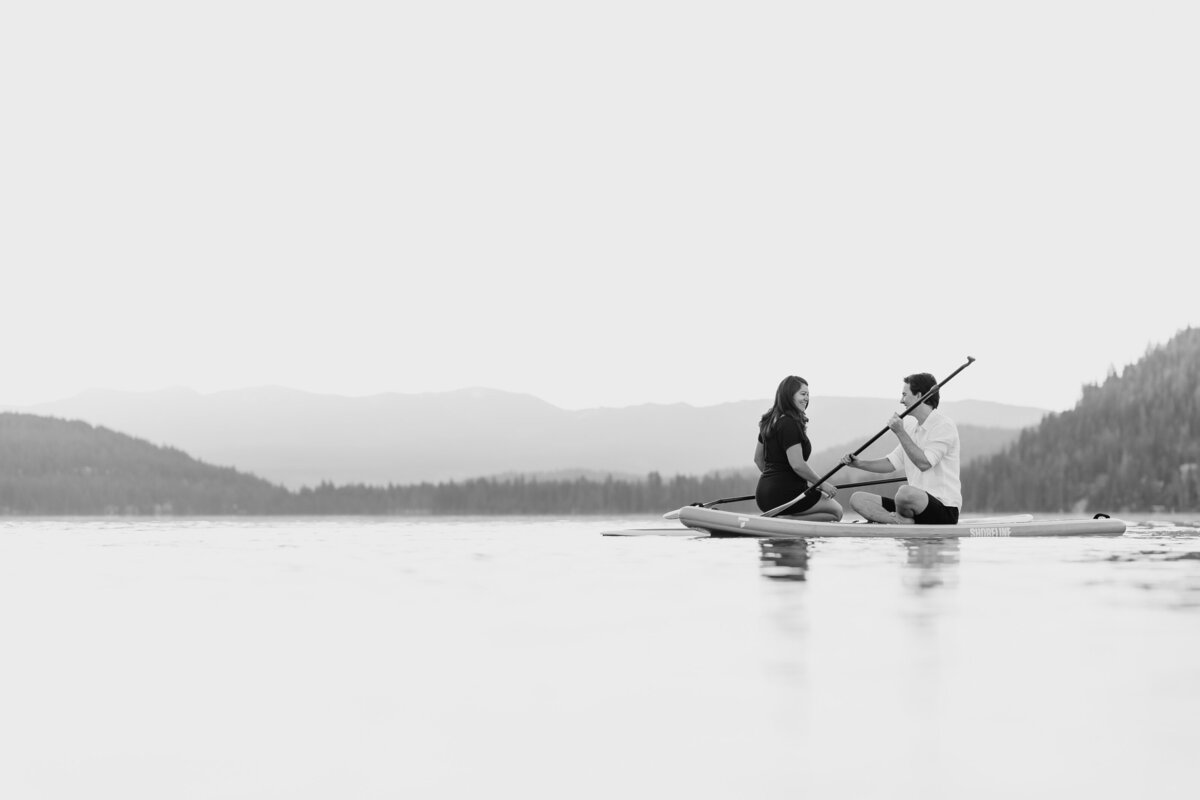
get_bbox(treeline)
[0,413,758,515]
[289,472,760,515]
[964,326,1200,512]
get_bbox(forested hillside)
[964,327,1200,512]
[0,414,289,514]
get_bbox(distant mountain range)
[0,412,886,516]
[7,388,1048,488]
[6,328,1195,514]
[0,412,753,515]
[5,322,1195,514]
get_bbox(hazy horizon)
[0,327,1192,416]
[4,385,1049,488]
[0,381,1056,414]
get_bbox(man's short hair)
[905,373,940,408]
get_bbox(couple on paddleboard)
[754,372,962,525]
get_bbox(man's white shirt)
[886,408,962,508]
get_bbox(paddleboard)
[676,507,1125,539]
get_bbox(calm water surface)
[1,515,1198,799]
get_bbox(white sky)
[3,1,1196,412]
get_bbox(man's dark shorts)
[882,493,960,525]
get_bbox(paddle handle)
[701,477,908,509]
[762,357,976,518]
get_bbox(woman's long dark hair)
[758,376,809,439]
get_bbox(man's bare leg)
[849,491,903,524]
[893,487,930,525]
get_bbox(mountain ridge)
[6,387,1049,488]
[0,412,1022,516]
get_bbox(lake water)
[1,515,1198,799]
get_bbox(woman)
[754,376,843,521]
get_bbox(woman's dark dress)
[756,416,820,514]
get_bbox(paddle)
[661,477,907,520]
[762,356,977,518]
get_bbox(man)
[841,372,961,524]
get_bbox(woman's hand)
[841,453,856,467]
[820,482,838,499]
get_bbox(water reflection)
[900,538,960,591]
[758,539,810,581]
[756,537,964,586]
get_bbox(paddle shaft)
[763,356,977,518]
[696,477,907,509]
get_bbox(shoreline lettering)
[969,526,1012,537]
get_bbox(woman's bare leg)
[790,497,843,523]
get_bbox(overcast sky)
[3,1,1195,412]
